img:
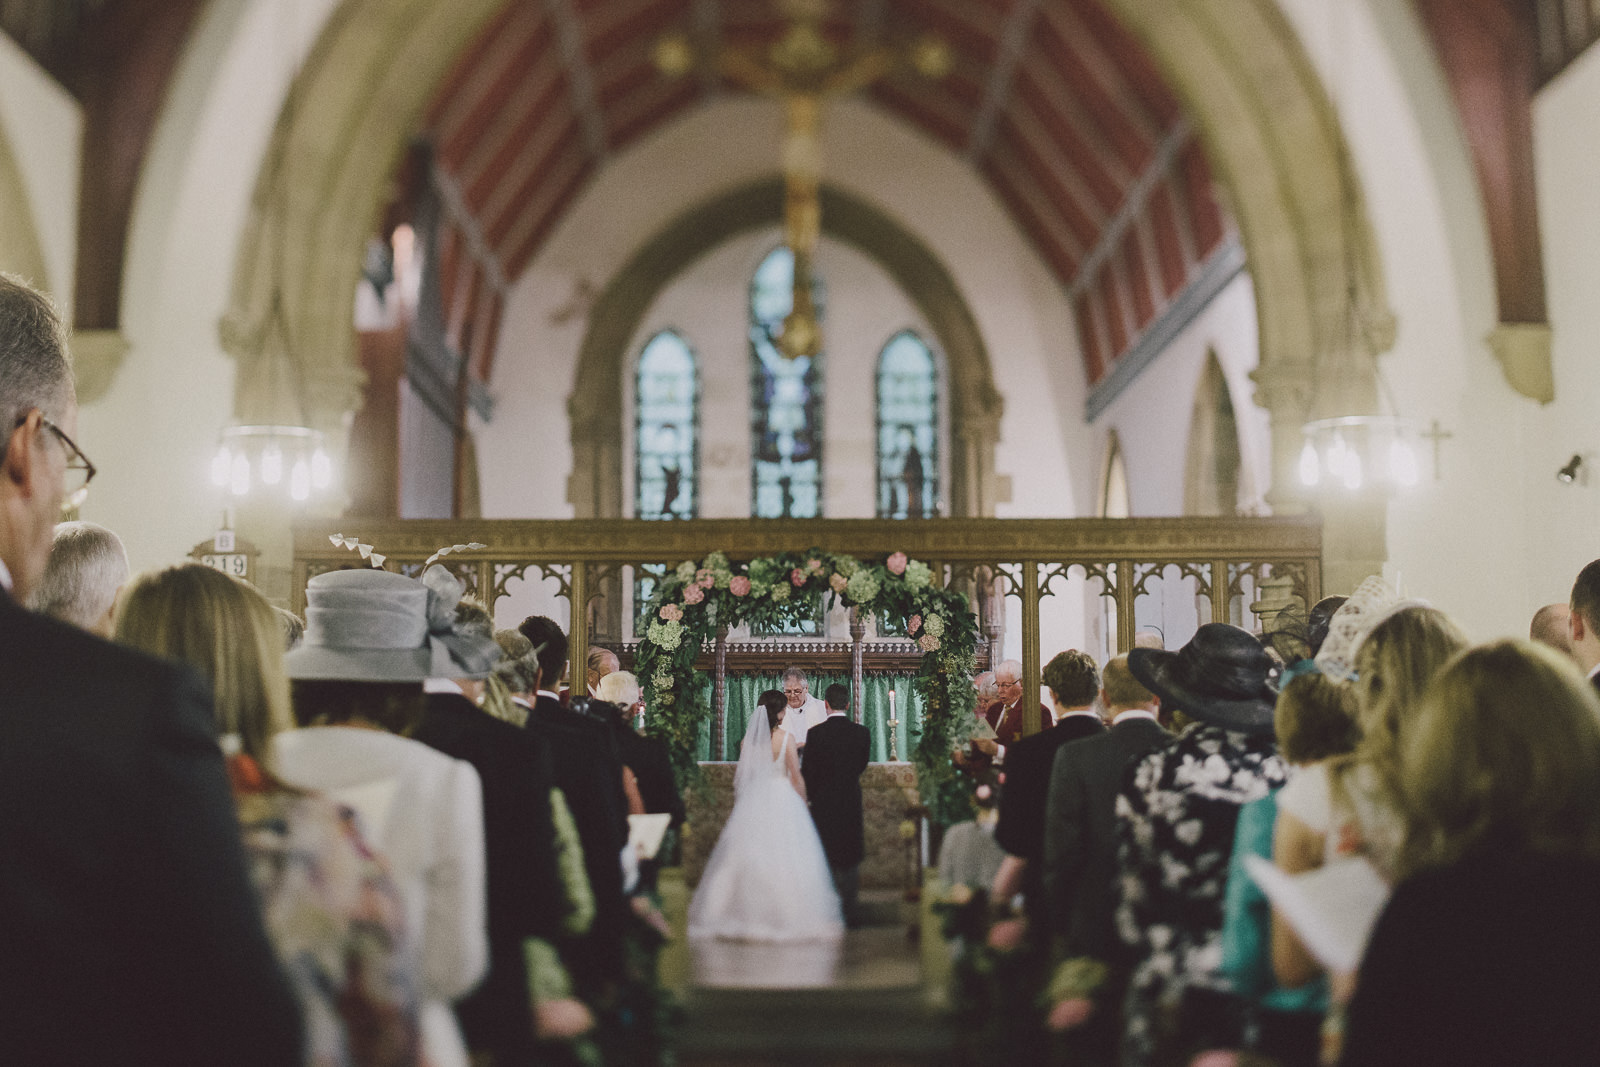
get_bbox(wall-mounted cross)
[1421,418,1452,480]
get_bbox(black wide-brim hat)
[1128,622,1278,735]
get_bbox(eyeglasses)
[36,415,96,513]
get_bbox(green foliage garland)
[634,549,981,826]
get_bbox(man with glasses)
[0,274,302,1064]
[776,665,829,752]
[979,658,1052,757]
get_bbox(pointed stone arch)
[1184,351,1243,516]
[567,179,1002,520]
[221,0,1390,586]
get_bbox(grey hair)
[995,659,1022,683]
[973,670,998,702]
[0,274,73,436]
[274,607,305,652]
[27,522,128,630]
[781,666,808,685]
[596,669,641,706]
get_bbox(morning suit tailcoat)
[1043,716,1172,961]
[994,712,1106,866]
[800,714,872,869]
[415,692,566,1064]
[0,590,303,1066]
[522,694,630,986]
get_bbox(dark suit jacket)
[984,699,1052,746]
[1043,715,1171,961]
[416,692,565,1062]
[994,712,1106,863]
[523,694,630,987]
[619,728,685,830]
[0,591,302,1066]
[800,714,871,868]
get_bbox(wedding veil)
[733,704,776,794]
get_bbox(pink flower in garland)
[918,633,940,652]
[807,558,823,574]
[659,603,683,622]
[908,614,922,635]
[887,551,908,576]
[829,573,848,594]
[730,576,752,597]
[790,568,807,587]
[695,568,715,589]
[682,584,705,605]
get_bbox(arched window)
[750,246,824,519]
[636,330,698,520]
[876,330,938,518]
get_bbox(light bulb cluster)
[211,425,332,502]
[1298,416,1420,493]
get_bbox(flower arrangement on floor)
[634,549,981,826]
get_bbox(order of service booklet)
[628,813,673,861]
[1244,853,1391,974]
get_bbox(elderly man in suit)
[0,274,302,1064]
[982,658,1052,751]
[1042,654,1169,1064]
[801,683,871,926]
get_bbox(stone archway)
[222,0,1392,589]
[566,179,1004,521]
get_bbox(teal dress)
[1220,792,1326,1061]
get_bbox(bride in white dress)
[688,689,844,942]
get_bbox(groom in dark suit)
[801,683,871,927]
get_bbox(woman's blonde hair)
[1329,605,1468,808]
[1274,672,1360,764]
[1397,640,1600,878]
[114,563,294,770]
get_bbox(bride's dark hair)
[758,689,787,730]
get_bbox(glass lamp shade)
[211,425,331,503]
[1298,415,1421,493]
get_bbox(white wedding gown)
[688,719,844,942]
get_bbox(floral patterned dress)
[233,757,420,1066]
[1114,724,1288,1067]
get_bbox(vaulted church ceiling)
[416,0,1234,388]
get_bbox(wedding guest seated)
[1272,584,1467,992]
[1042,655,1169,1067]
[115,563,419,1066]
[1342,641,1600,1066]
[990,650,1104,944]
[1116,625,1289,1067]
[1211,672,1359,1067]
[936,782,1006,893]
[279,567,490,1067]
[412,590,572,1066]
[26,520,128,636]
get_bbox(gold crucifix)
[655,0,949,360]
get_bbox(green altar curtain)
[696,672,924,762]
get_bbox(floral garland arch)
[635,549,981,826]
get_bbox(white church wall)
[482,96,1087,525]
[0,31,80,300]
[1274,0,1528,640]
[1530,44,1600,616]
[74,0,339,576]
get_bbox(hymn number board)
[190,530,258,585]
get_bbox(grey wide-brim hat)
[285,566,500,683]
[1128,622,1278,735]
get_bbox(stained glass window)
[876,330,938,519]
[636,330,698,520]
[750,246,824,519]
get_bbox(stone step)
[676,985,954,1065]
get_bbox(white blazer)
[274,726,487,1067]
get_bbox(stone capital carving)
[1486,322,1554,404]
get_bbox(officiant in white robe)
[775,667,830,750]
